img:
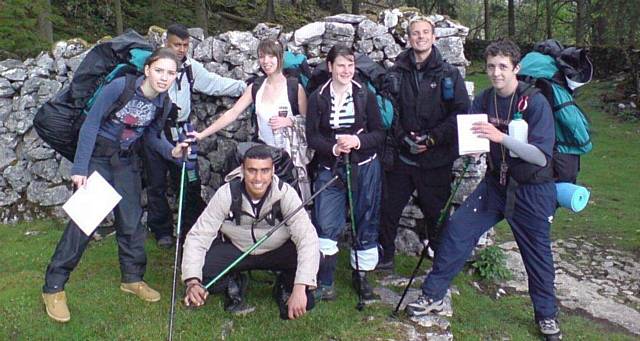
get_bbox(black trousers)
[378,162,453,261]
[143,141,206,240]
[201,238,315,310]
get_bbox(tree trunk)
[197,0,208,36]
[331,0,346,14]
[37,0,53,43]
[545,0,552,39]
[151,0,163,24]
[484,0,491,40]
[508,0,515,38]
[575,0,588,45]
[352,0,360,14]
[592,1,607,45]
[265,0,276,21]
[114,0,123,35]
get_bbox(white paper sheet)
[62,171,122,236]
[457,114,490,155]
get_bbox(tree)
[197,0,208,36]
[331,0,346,14]
[484,0,491,40]
[575,0,588,45]
[265,0,276,21]
[545,0,552,39]
[37,0,53,44]
[114,0,123,35]
[352,0,361,15]
[507,0,515,38]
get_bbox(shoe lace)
[540,319,558,331]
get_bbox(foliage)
[0,0,54,58]
[471,246,512,283]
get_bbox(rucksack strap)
[286,77,300,117]
[229,179,244,226]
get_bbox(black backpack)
[33,30,153,161]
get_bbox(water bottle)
[273,106,288,148]
[508,111,528,158]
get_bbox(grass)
[1,68,639,339]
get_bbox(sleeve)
[191,60,246,97]
[143,101,175,162]
[70,78,124,176]
[357,90,385,150]
[305,91,336,157]
[279,184,319,288]
[429,67,470,145]
[181,185,232,282]
[525,92,555,160]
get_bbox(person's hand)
[409,132,428,153]
[188,130,204,141]
[287,284,308,320]
[337,135,359,151]
[171,141,191,159]
[471,121,505,143]
[333,143,351,156]
[269,116,293,130]
[71,175,87,189]
[183,280,208,307]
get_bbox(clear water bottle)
[508,111,528,158]
[273,105,288,148]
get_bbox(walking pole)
[344,153,365,311]
[168,145,189,341]
[203,173,340,290]
[391,160,471,316]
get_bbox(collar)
[136,76,166,107]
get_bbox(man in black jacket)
[377,17,470,270]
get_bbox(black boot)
[224,272,255,316]
[315,254,338,301]
[273,272,315,320]
[351,270,380,304]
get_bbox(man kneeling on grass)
[181,145,319,319]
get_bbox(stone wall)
[0,8,484,245]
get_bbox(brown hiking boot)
[120,282,161,302]
[42,291,70,323]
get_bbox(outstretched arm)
[193,85,254,140]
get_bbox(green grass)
[2,69,638,339]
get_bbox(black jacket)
[306,80,385,168]
[386,46,470,169]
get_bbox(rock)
[3,161,32,193]
[373,33,396,50]
[223,50,246,66]
[368,50,384,62]
[1,67,27,82]
[65,49,90,73]
[35,52,54,71]
[384,44,403,59]
[21,77,45,95]
[26,181,71,206]
[0,146,16,171]
[357,19,388,40]
[5,109,35,135]
[242,59,260,75]
[0,189,20,207]
[252,23,282,41]
[294,22,325,46]
[395,227,423,256]
[0,79,15,98]
[324,14,367,24]
[0,59,23,72]
[221,31,259,56]
[62,39,88,58]
[36,79,63,103]
[193,36,215,62]
[52,41,67,60]
[381,9,402,28]
[324,22,355,38]
[434,37,468,66]
[54,58,68,75]
[355,39,374,54]
[30,159,61,182]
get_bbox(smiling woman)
[40,47,189,324]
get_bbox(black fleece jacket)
[387,46,470,169]
[306,80,385,168]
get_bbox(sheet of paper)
[457,114,490,155]
[62,171,122,236]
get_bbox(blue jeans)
[43,155,147,293]
[422,176,558,321]
[313,158,382,272]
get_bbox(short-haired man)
[406,39,562,340]
[181,145,319,319]
[145,23,247,248]
[378,17,470,269]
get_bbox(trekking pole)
[391,159,471,316]
[168,148,189,341]
[344,153,365,311]
[204,173,340,290]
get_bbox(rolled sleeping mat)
[556,182,590,212]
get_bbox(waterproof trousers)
[422,176,559,322]
[43,155,147,293]
[143,140,206,240]
[379,162,453,261]
[313,158,382,281]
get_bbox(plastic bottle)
[508,111,528,158]
[273,105,288,149]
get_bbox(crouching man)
[181,145,319,319]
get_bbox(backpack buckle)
[517,96,529,112]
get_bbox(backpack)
[306,53,395,129]
[227,178,284,228]
[33,30,153,161]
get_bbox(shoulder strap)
[105,74,138,124]
[251,76,265,103]
[479,88,493,113]
[229,179,244,225]
[185,64,195,93]
[286,77,300,117]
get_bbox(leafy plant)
[471,246,512,283]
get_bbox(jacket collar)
[395,45,445,73]
[319,79,363,97]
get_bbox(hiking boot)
[405,294,451,317]
[224,273,255,316]
[156,235,175,249]
[92,226,116,242]
[375,259,394,271]
[314,284,337,301]
[120,281,161,302]
[351,270,380,304]
[538,318,562,340]
[42,291,70,323]
[272,273,291,320]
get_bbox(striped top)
[329,82,355,130]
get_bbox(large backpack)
[33,30,153,161]
[306,53,394,129]
[516,39,594,183]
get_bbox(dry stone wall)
[0,9,483,245]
